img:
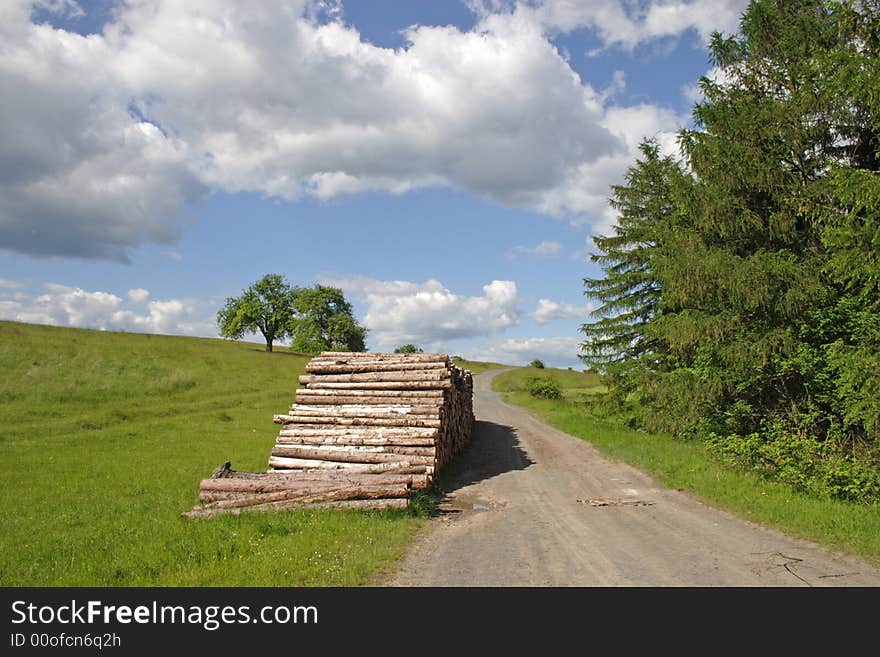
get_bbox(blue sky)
[0,0,747,368]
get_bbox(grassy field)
[0,321,424,586]
[451,356,508,375]
[493,366,880,563]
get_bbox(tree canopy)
[581,0,880,503]
[394,344,423,354]
[217,277,367,355]
[216,273,296,352]
[288,285,367,354]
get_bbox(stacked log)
[184,353,473,518]
[273,352,473,478]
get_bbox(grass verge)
[0,321,425,586]
[493,367,880,563]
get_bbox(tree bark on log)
[183,497,409,518]
[274,408,441,423]
[184,488,410,518]
[294,395,444,407]
[278,425,437,437]
[317,351,447,361]
[280,415,441,428]
[299,370,450,384]
[288,404,442,415]
[301,380,452,390]
[306,361,448,374]
[198,482,410,510]
[267,456,426,473]
[275,438,437,448]
[269,443,435,455]
[294,388,445,398]
[270,445,434,465]
[198,472,428,493]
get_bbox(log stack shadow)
[184,352,474,518]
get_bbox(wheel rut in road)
[386,370,880,586]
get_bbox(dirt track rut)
[386,370,880,586]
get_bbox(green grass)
[0,321,423,586]
[450,356,509,375]
[491,366,606,401]
[493,366,880,563]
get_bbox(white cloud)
[681,81,702,104]
[601,69,626,101]
[531,297,591,324]
[0,0,705,260]
[126,288,150,304]
[117,3,619,206]
[465,335,583,368]
[35,1,84,20]
[506,240,562,259]
[160,251,183,262]
[319,274,520,347]
[0,278,24,289]
[537,102,686,234]
[0,283,216,336]
[471,1,748,50]
[0,2,205,261]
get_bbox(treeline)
[581,0,880,503]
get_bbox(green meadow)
[0,321,423,586]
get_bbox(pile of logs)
[184,352,473,518]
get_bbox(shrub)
[529,359,545,369]
[526,376,562,399]
[706,420,880,504]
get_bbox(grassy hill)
[450,356,509,375]
[0,321,425,586]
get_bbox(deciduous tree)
[289,285,367,353]
[217,274,296,353]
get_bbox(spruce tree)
[582,0,880,494]
[581,140,691,407]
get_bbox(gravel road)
[386,370,880,586]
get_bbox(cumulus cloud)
[0,282,216,336]
[465,335,583,368]
[0,278,24,289]
[506,240,562,260]
[537,101,686,233]
[470,1,747,49]
[531,297,591,324]
[0,0,719,260]
[319,275,520,347]
[0,2,205,261]
[126,288,150,304]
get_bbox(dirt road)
[386,370,880,586]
